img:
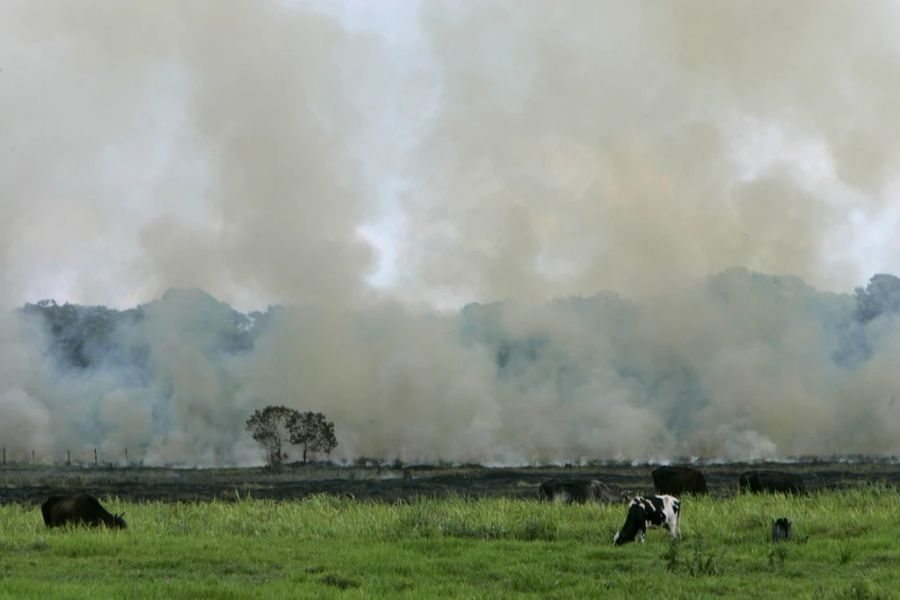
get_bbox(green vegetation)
[1,487,898,599]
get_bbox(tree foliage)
[21,288,273,371]
[289,411,338,463]
[246,406,337,466]
[854,274,900,323]
[245,405,296,467]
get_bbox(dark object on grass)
[538,479,618,504]
[771,517,792,543]
[651,466,708,496]
[740,470,806,495]
[41,494,127,529]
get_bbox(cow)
[739,470,805,495]
[651,465,708,496]
[538,479,618,504]
[613,495,680,545]
[41,494,127,529]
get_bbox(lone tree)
[245,405,297,468]
[288,411,338,463]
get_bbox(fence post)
[2,447,5,465]
[66,450,71,466]
[32,448,35,464]
[94,448,98,466]
[124,448,128,465]
[772,518,792,543]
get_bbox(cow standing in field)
[739,471,805,495]
[613,495,680,545]
[538,479,618,504]
[41,494,127,529]
[651,466,708,496]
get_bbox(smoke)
[0,314,53,460]
[0,0,380,309]
[399,0,900,304]
[4,272,899,466]
[1,2,900,465]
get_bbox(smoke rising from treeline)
[2,2,900,464]
[2,273,899,466]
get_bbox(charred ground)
[2,459,898,505]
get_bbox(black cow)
[613,495,680,545]
[538,479,618,504]
[651,466,708,496]
[739,470,805,495]
[41,494,127,529]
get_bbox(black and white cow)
[613,495,680,545]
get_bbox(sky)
[1,0,899,313]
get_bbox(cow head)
[112,512,127,529]
[613,503,645,545]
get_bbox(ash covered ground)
[2,459,899,505]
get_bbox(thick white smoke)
[398,0,900,304]
[4,272,900,466]
[1,2,900,465]
[0,314,55,460]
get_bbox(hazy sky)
[2,0,900,312]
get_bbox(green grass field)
[1,487,897,599]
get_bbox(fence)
[0,446,137,468]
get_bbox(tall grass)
[0,487,897,598]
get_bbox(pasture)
[1,487,898,599]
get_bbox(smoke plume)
[1,2,900,465]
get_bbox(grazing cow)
[613,495,680,545]
[739,470,805,495]
[651,466,708,496]
[538,479,618,504]
[41,494,127,529]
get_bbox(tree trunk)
[273,439,282,466]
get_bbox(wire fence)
[1,446,137,468]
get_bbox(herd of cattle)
[538,465,806,502]
[539,466,807,545]
[34,466,804,546]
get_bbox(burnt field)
[2,458,899,505]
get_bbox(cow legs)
[668,515,680,538]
